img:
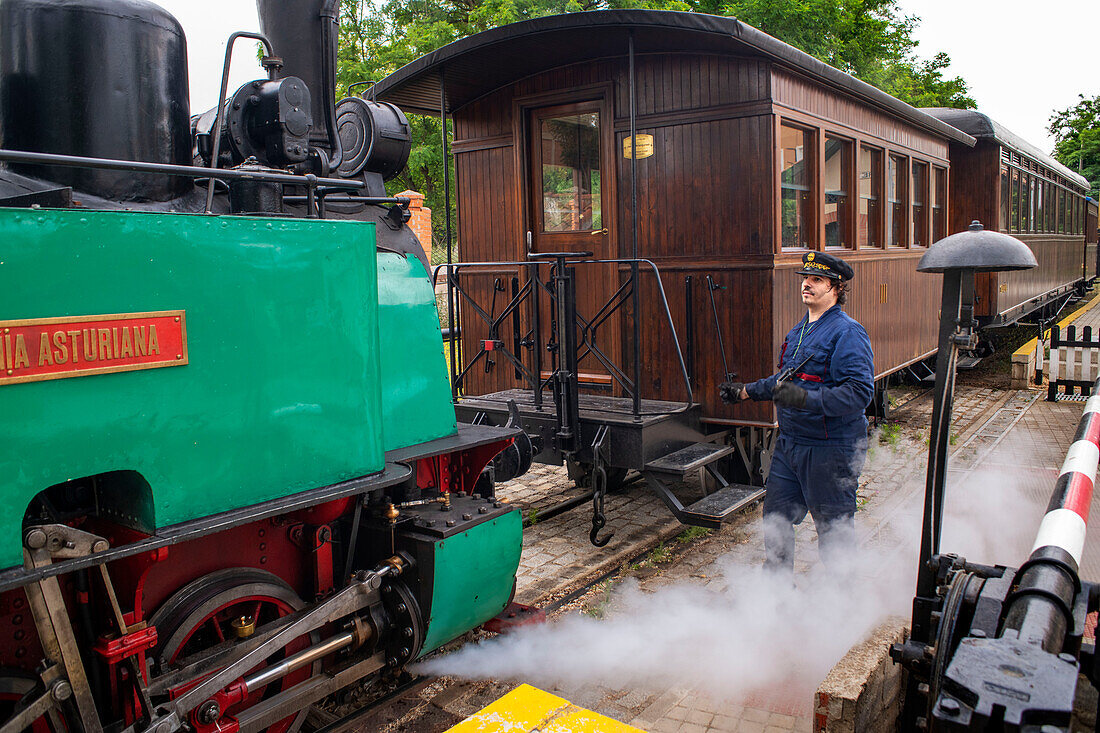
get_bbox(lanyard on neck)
[793,318,816,358]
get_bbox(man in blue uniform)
[719,252,874,575]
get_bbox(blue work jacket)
[745,305,874,445]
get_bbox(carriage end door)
[525,99,619,388]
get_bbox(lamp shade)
[917,221,1038,273]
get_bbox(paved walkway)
[525,386,1081,732]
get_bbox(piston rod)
[243,631,356,692]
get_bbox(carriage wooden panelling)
[375,11,976,430]
[451,52,783,418]
[448,47,960,424]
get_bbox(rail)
[431,255,693,419]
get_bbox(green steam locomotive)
[0,1,526,731]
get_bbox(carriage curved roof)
[922,108,1089,190]
[369,10,975,146]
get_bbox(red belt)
[795,372,822,383]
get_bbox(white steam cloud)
[414,449,1051,703]
[415,555,912,701]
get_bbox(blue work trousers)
[763,435,868,574]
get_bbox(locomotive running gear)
[718,381,747,404]
[772,382,808,409]
[763,435,867,573]
[745,304,874,445]
[795,251,853,281]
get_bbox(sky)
[896,0,1100,155]
[148,1,264,115]
[154,0,1097,155]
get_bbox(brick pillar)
[814,618,909,732]
[398,190,432,262]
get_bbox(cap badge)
[807,252,815,261]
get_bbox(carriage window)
[1010,169,1020,233]
[911,161,928,247]
[858,145,881,247]
[1044,182,1052,232]
[1024,175,1033,232]
[824,135,851,248]
[780,124,813,248]
[999,164,1009,232]
[1049,183,1058,232]
[539,112,601,232]
[932,166,946,243]
[1058,188,1067,233]
[886,154,906,246]
[1021,174,1032,232]
[1035,179,1044,233]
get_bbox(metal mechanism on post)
[912,222,1037,596]
[889,222,1100,729]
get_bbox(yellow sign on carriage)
[622,133,654,160]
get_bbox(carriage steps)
[642,442,765,528]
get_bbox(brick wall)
[398,190,432,262]
[814,618,908,732]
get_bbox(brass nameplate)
[0,311,187,386]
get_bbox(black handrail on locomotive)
[431,255,694,417]
[0,149,411,217]
[204,31,282,213]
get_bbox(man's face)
[801,274,838,309]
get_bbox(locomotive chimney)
[255,0,342,172]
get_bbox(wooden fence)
[1047,324,1100,401]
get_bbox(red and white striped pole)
[1005,379,1100,652]
[1030,387,1100,567]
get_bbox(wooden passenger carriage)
[373,10,973,435]
[924,108,1092,327]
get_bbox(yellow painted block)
[545,709,647,732]
[446,683,647,732]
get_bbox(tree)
[1049,95,1100,199]
[715,0,974,109]
[336,0,975,260]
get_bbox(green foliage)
[1049,95,1100,199]
[716,0,974,109]
[582,580,616,619]
[648,542,673,564]
[878,421,899,446]
[879,52,976,110]
[335,0,975,261]
[676,525,712,543]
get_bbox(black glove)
[772,382,808,409]
[719,381,746,404]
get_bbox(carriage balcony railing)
[432,254,693,419]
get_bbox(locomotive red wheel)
[149,569,318,733]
